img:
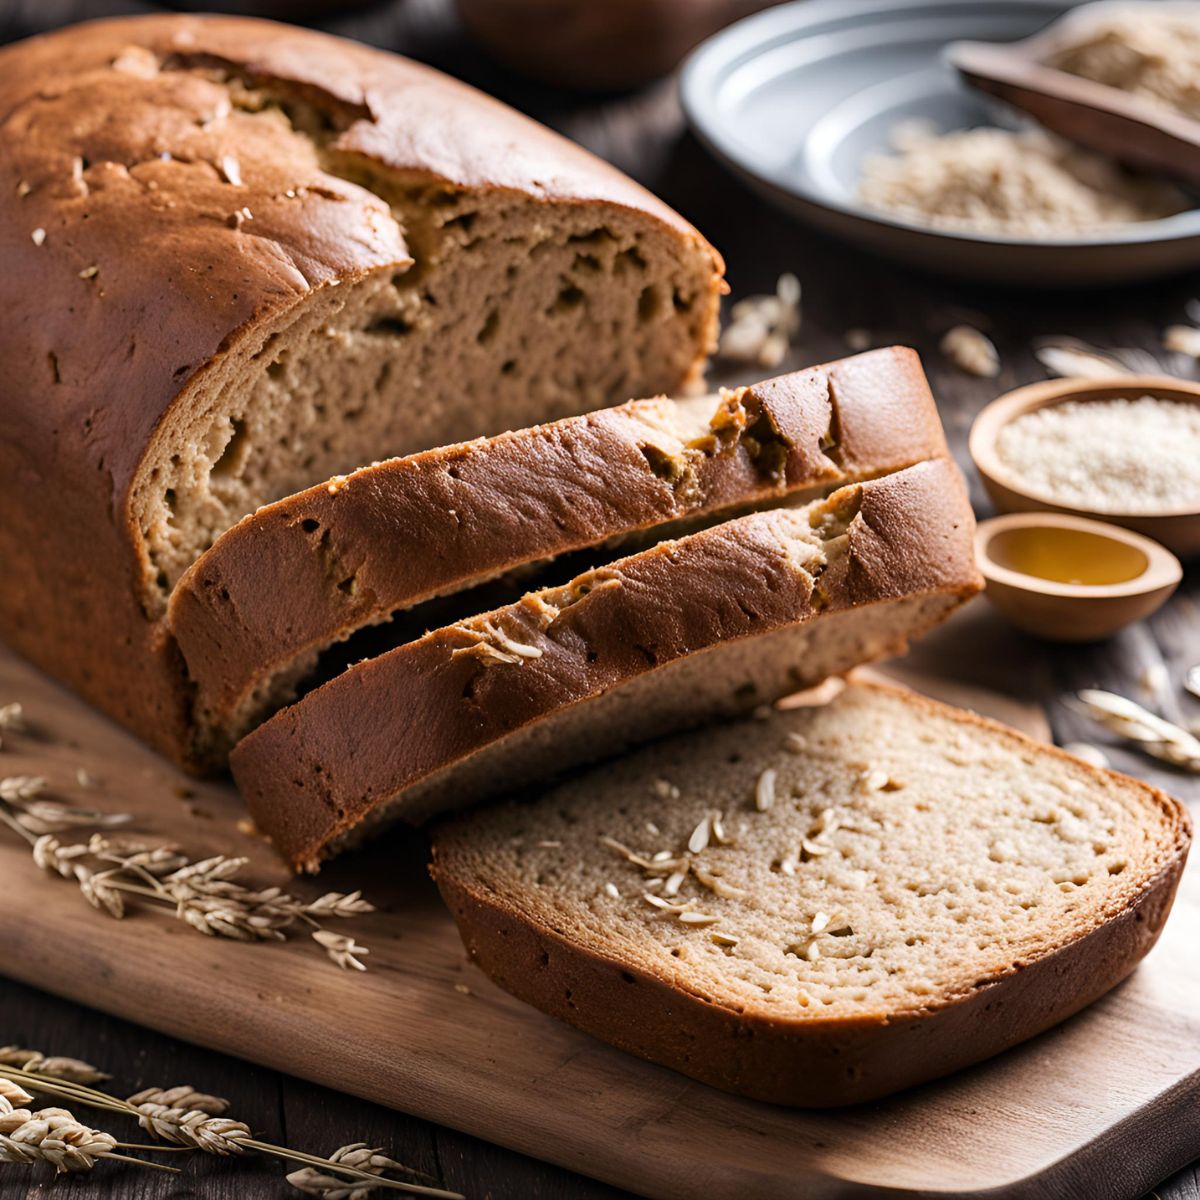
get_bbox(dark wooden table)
[2,1,1198,1197]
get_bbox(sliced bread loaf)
[169,347,948,758]
[0,14,722,767]
[430,680,1191,1107]
[231,458,981,870]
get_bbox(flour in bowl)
[1050,3,1200,121]
[994,395,1200,513]
[856,123,1188,236]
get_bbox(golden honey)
[988,526,1147,586]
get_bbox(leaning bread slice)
[231,457,981,870]
[170,347,947,759]
[430,680,1192,1107]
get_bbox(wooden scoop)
[945,37,1200,192]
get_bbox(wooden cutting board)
[0,638,1196,1200]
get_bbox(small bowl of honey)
[975,513,1182,642]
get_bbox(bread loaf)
[168,347,947,761]
[431,680,1191,1106]
[0,14,722,766]
[231,458,981,870]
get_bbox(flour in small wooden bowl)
[994,395,1200,513]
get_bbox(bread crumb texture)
[437,684,1184,1019]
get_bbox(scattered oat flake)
[645,820,660,835]
[1034,339,1134,379]
[1164,325,1200,357]
[940,325,999,377]
[16,180,31,197]
[31,228,46,246]
[652,779,679,799]
[863,768,890,792]
[811,911,830,934]
[687,814,711,854]
[678,910,720,926]
[78,265,98,280]
[711,811,731,845]
[784,732,807,753]
[711,932,738,947]
[1063,741,1111,769]
[805,941,821,962]
[603,882,620,899]
[663,870,687,897]
[755,767,777,812]
[454,983,472,995]
[1139,663,1169,697]
[219,155,243,186]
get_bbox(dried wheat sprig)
[0,1104,178,1174]
[0,1080,34,1108]
[0,797,375,969]
[126,1086,228,1116]
[0,1047,109,1084]
[1069,689,1200,772]
[288,1143,433,1199]
[6,1066,461,1198]
[132,1101,253,1155]
[0,776,46,803]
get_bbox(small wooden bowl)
[969,375,1200,557]
[976,513,1182,642]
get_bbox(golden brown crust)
[0,14,722,765]
[169,348,947,749]
[230,459,982,870]
[430,682,1193,1106]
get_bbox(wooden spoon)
[945,37,1200,191]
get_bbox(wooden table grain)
[1,2,1198,1198]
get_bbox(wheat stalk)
[0,785,374,968]
[5,1064,462,1198]
[1069,689,1200,772]
[0,1047,108,1085]
[0,1097,178,1176]
[288,1143,436,1199]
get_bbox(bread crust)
[230,459,982,869]
[0,14,722,765]
[430,681,1193,1107]
[169,348,947,750]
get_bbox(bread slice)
[231,458,981,870]
[169,348,948,757]
[430,680,1192,1107]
